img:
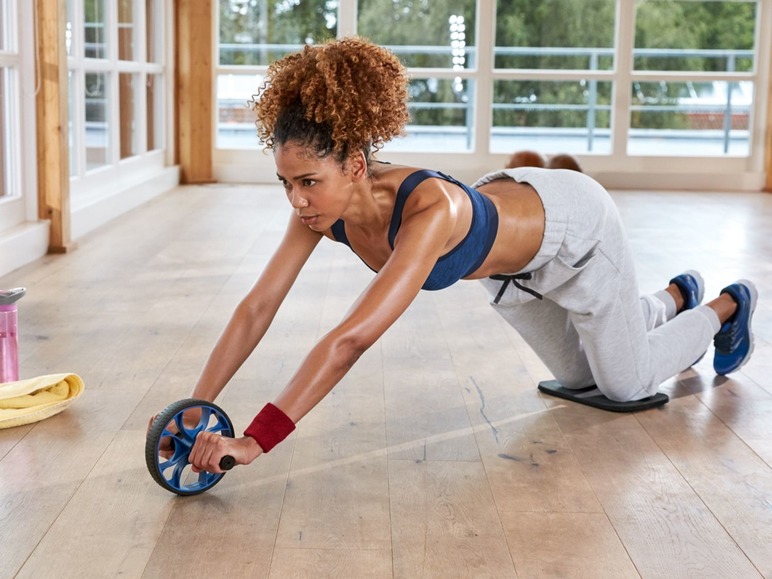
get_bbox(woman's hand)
[147,407,203,459]
[188,433,263,474]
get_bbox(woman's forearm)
[271,331,366,423]
[190,300,277,402]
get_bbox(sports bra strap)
[330,219,350,246]
[388,170,451,248]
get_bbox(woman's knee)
[594,375,657,402]
[551,362,656,401]
[551,367,595,390]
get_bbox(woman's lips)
[300,215,319,226]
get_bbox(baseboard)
[71,166,180,239]
[0,221,50,279]
[0,167,180,280]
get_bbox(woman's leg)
[482,288,595,390]
[641,270,705,331]
[476,168,731,402]
[483,266,711,398]
[558,246,718,402]
[484,259,717,402]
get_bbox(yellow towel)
[0,373,85,429]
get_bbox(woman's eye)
[302,179,315,187]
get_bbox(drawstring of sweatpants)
[489,273,543,304]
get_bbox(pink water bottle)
[0,287,26,383]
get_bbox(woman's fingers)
[189,430,227,474]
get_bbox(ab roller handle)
[145,398,237,496]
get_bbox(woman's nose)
[289,192,308,209]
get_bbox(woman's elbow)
[234,293,275,324]
[328,332,373,368]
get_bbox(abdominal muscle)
[468,179,546,279]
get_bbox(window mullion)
[6,0,21,203]
[136,0,147,156]
[338,0,357,37]
[611,0,634,159]
[474,0,494,155]
[108,0,120,166]
[73,66,85,178]
[751,0,771,169]
[69,0,85,179]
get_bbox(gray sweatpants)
[475,168,720,402]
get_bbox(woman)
[178,37,757,474]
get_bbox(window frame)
[0,0,37,235]
[212,0,771,190]
[67,0,168,209]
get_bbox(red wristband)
[244,403,296,453]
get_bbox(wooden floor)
[1,182,771,579]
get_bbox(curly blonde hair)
[251,37,409,163]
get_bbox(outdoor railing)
[82,42,755,153]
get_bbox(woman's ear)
[346,150,369,181]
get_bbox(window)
[0,67,9,200]
[358,0,477,152]
[67,0,167,204]
[214,0,768,172]
[0,0,38,261]
[217,0,338,149]
[490,0,616,155]
[495,1,616,71]
[629,0,757,156]
[0,0,18,201]
[0,0,32,229]
[492,79,613,155]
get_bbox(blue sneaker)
[713,279,758,376]
[669,270,705,312]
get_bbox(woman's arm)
[189,214,323,402]
[272,181,458,422]
[188,179,462,472]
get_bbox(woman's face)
[274,142,360,231]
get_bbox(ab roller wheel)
[145,399,237,496]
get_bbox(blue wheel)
[145,399,235,496]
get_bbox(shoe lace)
[714,322,741,352]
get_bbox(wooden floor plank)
[274,347,392,551]
[501,512,639,578]
[637,394,772,576]
[14,430,176,579]
[555,406,762,578]
[0,389,143,578]
[269,547,393,579]
[384,356,480,463]
[434,289,604,515]
[141,457,291,578]
[0,423,32,460]
[388,459,517,579]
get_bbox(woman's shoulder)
[371,162,458,194]
[370,161,418,181]
[370,162,423,195]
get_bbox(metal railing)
[210,44,757,153]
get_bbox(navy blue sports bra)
[329,170,499,291]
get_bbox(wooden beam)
[765,65,772,192]
[118,1,133,159]
[175,0,215,184]
[35,0,72,253]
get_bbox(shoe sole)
[682,269,705,305]
[720,279,758,374]
[735,278,757,372]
